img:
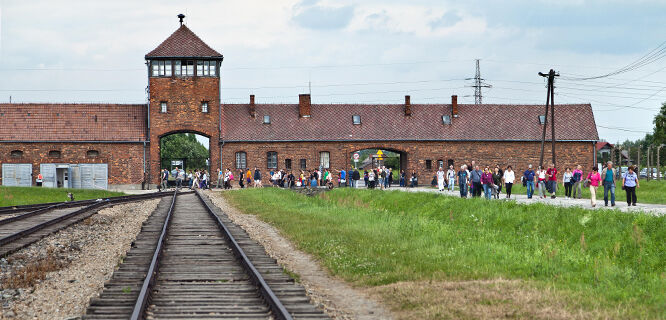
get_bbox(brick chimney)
[299,94,311,118]
[451,95,458,118]
[249,95,256,118]
[404,95,411,116]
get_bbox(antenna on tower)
[465,59,492,104]
[178,14,185,26]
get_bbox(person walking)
[622,166,639,206]
[160,168,168,190]
[503,166,515,199]
[587,166,601,207]
[536,166,547,199]
[253,167,262,187]
[523,165,535,199]
[492,167,502,199]
[176,167,184,188]
[340,169,347,187]
[481,167,494,200]
[368,169,376,189]
[217,169,224,189]
[546,163,558,199]
[457,165,469,198]
[572,165,583,199]
[399,170,406,187]
[470,165,483,198]
[387,168,393,188]
[239,170,245,188]
[601,161,617,207]
[436,167,446,192]
[352,169,360,188]
[447,165,456,192]
[410,171,418,187]
[246,168,252,188]
[563,168,573,199]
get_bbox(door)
[70,165,81,189]
[79,163,108,190]
[2,164,32,187]
[40,164,57,188]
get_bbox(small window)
[352,115,361,124]
[438,160,444,169]
[48,150,61,158]
[151,60,171,76]
[160,102,167,113]
[267,152,278,169]
[201,102,209,113]
[425,160,432,170]
[186,60,194,76]
[285,159,292,170]
[300,159,307,170]
[442,115,451,124]
[164,60,172,76]
[10,150,23,158]
[151,61,159,76]
[263,115,271,124]
[208,61,217,76]
[538,115,546,124]
[320,151,330,169]
[197,60,204,76]
[235,152,247,169]
[175,60,181,76]
[86,150,99,158]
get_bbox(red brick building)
[0,21,599,189]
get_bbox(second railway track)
[85,190,329,320]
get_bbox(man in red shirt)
[546,163,558,199]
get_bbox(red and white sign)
[353,153,360,161]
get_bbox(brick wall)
[220,140,595,184]
[0,142,146,186]
[148,76,220,184]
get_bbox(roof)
[0,104,147,142]
[596,141,613,151]
[146,25,222,59]
[221,103,599,142]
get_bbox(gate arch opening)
[158,131,211,188]
[349,148,407,187]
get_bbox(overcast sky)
[1,0,665,144]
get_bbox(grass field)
[0,186,125,207]
[224,188,665,319]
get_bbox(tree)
[654,102,666,146]
[160,133,209,171]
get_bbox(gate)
[1,164,32,187]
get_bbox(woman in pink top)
[587,166,601,207]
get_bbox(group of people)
[161,167,210,190]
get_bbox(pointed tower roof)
[145,25,223,59]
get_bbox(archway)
[158,131,211,188]
[349,148,407,187]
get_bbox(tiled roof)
[0,104,147,142]
[596,141,613,151]
[221,103,599,142]
[146,25,222,58]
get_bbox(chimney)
[404,95,411,116]
[299,94,311,118]
[451,95,458,118]
[249,95,256,118]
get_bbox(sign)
[376,150,384,160]
[171,160,183,166]
[353,153,360,162]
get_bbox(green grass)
[507,179,666,205]
[224,188,666,319]
[0,186,125,206]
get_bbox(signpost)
[353,153,360,168]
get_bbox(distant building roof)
[0,104,147,142]
[596,141,613,151]
[145,25,222,59]
[221,103,599,142]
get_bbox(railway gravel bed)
[0,198,160,319]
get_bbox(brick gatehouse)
[0,20,599,189]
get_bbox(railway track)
[85,190,329,319]
[0,192,170,216]
[0,192,174,258]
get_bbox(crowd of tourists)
[164,160,641,207]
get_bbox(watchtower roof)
[145,25,222,59]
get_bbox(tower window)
[160,102,167,113]
[208,61,217,76]
[185,60,194,76]
[151,60,172,76]
[175,60,181,76]
[197,61,204,76]
[201,102,209,113]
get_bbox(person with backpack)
[253,167,262,187]
[571,165,583,199]
[523,165,535,199]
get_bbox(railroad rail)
[0,191,175,258]
[85,190,328,319]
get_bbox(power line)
[597,125,652,134]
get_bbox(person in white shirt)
[502,166,515,199]
[446,165,456,192]
[436,167,446,191]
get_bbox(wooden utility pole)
[538,69,559,168]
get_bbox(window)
[48,150,61,158]
[285,159,292,170]
[438,160,444,169]
[208,61,217,76]
[538,115,546,124]
[160,102,167,113]
[300,159,307,170]
[86,150,99,158]
[442,115,451,124]
[201,102,209,113]
[267,152,278,169]
[352,115,361,124]
[10,150,23,158]
[164,60,172,76]
[448,159,455,168]
[151,60,172,76]
[197,60,204,76]
[320,151,330,169]
[185,60,194,76]
[235,152,247,169]
[263,115,271,124]
[425,160,432,170]
[175,60,181,76]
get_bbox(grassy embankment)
[0,186,125,206]
[224,188,665,319]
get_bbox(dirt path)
[205,190,393,320]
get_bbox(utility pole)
[466,59,492,104]
[658,144,663,181]
[538,69,559,169]
[647,146,651,181]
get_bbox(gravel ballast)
[0,198,161,319]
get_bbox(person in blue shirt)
[523,164,535,199]
[622,166,639,206]
[340,169,346,187]
[600,161,617,206]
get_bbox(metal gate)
[40,163,108,189]
[40,164,57,188]
[2,164,32,187]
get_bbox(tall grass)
[224,188,666,318]
[0,186,125,207]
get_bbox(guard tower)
[145,14,224,185]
